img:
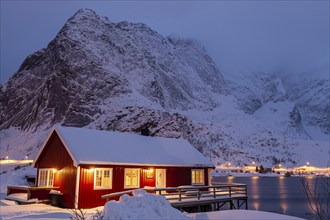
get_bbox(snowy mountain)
[0,9,329,168]
[282,72,329,138]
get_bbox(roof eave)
[77,161,215,168]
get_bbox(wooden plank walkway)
[102,184,248,212]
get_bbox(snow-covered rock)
[102,189,190,219]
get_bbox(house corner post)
[74,165,81,209]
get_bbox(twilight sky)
[1,1,329,83]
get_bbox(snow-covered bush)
[102,189,190,219]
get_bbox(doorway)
[156,169,166,188]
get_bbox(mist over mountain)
[1,9,328,167]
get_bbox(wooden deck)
[6,185,59,205]
[102,184,248,212]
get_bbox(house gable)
[34,131,74,169]
[33,130,77,208]
[33,127,78,168]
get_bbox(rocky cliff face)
[0,9,328,167]
[0,9,228,131]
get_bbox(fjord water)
[212,176,327,220]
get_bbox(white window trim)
[191,169,205,185]
[94,168,113,190]
[124,168,140,189]
[38,168,54,187]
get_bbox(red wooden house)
[31,125,214,208]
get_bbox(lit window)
[94,168,112,189]
[38,169,55,187]
[124,168,140,188]
[191,169,204,185]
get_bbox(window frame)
[124,168,140,189]
[94,168,113,190]
[38,168,54,187]
[191,169,205,185]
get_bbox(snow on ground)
[191,210,303,220]
[0,191,101,219]
[0,203,101,219]
[0,189,304,220]
[102,189,190,219]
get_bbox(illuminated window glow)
[94,168,112,189]
[38,168,54,187]
[124,168,140,188]
[191,169,204,185]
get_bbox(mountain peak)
[0,9,328,168]
[0,9,228,130]
[70,8,100,21]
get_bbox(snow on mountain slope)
[0,8,329,168]
[282,71,330,137]
[0,8,228,131]
[225,72,287,114]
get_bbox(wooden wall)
[78,165,209,208]
[34,132,77,208]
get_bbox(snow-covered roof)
[37,126,214,168]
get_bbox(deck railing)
[101,184,248,211]
[153,184,247,203]
[102,183,247,202]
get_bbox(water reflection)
[278,176,289,214]
[249,176,260,209]
[278,176,287,199]
[252,201,260,210]
[211,176,325,220]
[280,202,288,214]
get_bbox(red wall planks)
[77,165,209,208]
[34,132,77,208]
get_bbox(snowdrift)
[102,189,190,219]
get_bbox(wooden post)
[27,187,31,200]
[213,187,216,198]
[179,189,182,201]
